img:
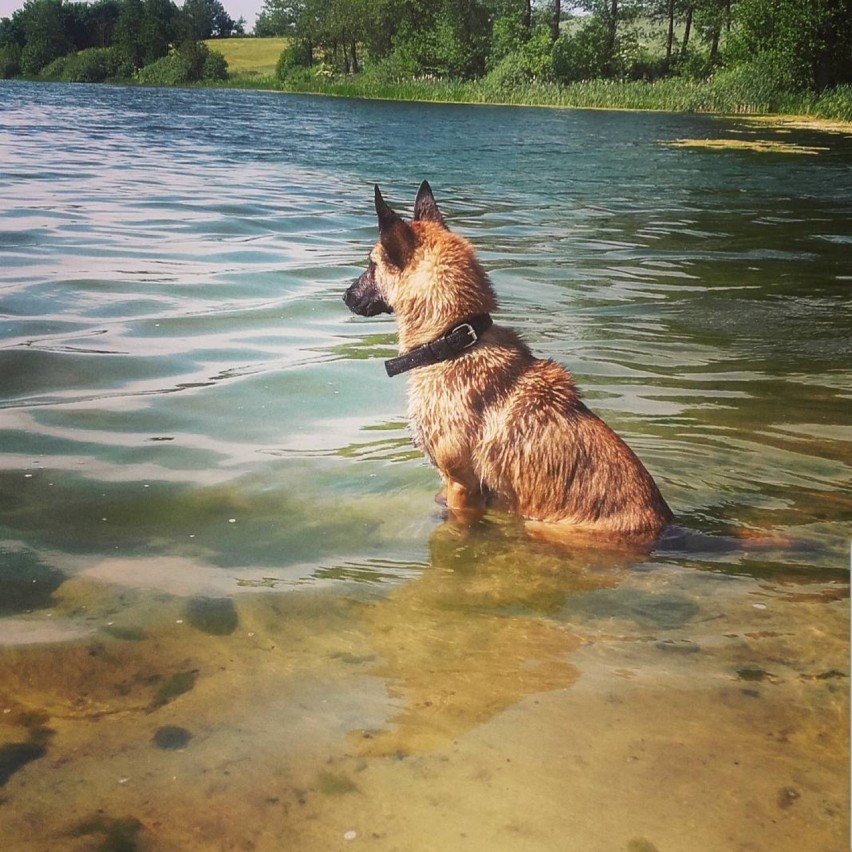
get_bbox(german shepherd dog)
[344,182,673,542]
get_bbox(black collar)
[385,314,493,377]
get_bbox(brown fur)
[344,182,673,540]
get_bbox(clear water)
[0,81,849,851]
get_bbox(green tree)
[18,0,70,75]
[730,0,852,90]
[113,0,146,66]
[182,0,236,39]
[255,0,301,36]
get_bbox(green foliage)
[18,0,71,75]
[112,0,181,69]
[706,53,799,113]
[255,0,299,37]
[202,45,228,79]
[0,43,23,78]
[39,45,132,81]
[181,0,236,40]
[274,39,312,81]
[728,0,852,91]
[552,17,609,82]
[136,39,227,85]
[812,84,852,122]
[483,27,554,93]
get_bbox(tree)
[114,0,179,68]
[139,0,178,64]
[550,0,560,42]
[730,0,852,90]
[181,0,236,39]
[18,0,70,74]
[574,0,642,77]
[182,0,214,39]
[113,0,147,66]
[255,0,302,36]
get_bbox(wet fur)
[344,182,673,540]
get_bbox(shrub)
[38,53,69,79]
[203,49,228,81]
[482,27,554,94]
[137,52,189,86]
[137,41,228,86]
[674,49,716,82]
[0,44,22,79]
[707,53,799,113]
[40,47,133,83]
[275,40,312,82]
[552,19,609,83]
[359,50,419,86]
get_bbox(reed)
[269,73,852,122]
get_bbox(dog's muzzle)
[343,270,392,317]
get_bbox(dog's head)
[343,182,495,331]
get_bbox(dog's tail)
[655,524,815,557]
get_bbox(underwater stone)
[152,726,193,750]
[184,597,238,635]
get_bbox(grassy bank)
[207,39,852,123]
[265,75,852,122]
[204,37,288,76]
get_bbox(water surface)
[0,81,849,851]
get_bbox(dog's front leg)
[442,474,486,524]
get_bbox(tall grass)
[269,73,852,121]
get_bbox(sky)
[0,0,266,30]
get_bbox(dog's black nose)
[344,278,392,317]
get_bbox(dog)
[344,181,673,541]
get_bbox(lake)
[0,81,849,851]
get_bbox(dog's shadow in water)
[351,509,809,756]
[352,516,645,757]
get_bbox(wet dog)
[344,181,673,541]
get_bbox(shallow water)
[0,81,849,851]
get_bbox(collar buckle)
[454,322,479,349]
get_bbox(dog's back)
[408,328,673,536]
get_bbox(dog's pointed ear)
[413,180,446,228]
[374,184,417,269]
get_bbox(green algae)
[148,670,198,710]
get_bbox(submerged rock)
[152,726,192,750]
[184,597,238,635]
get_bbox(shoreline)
[5,75,852,133]
[234,78,852,132]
